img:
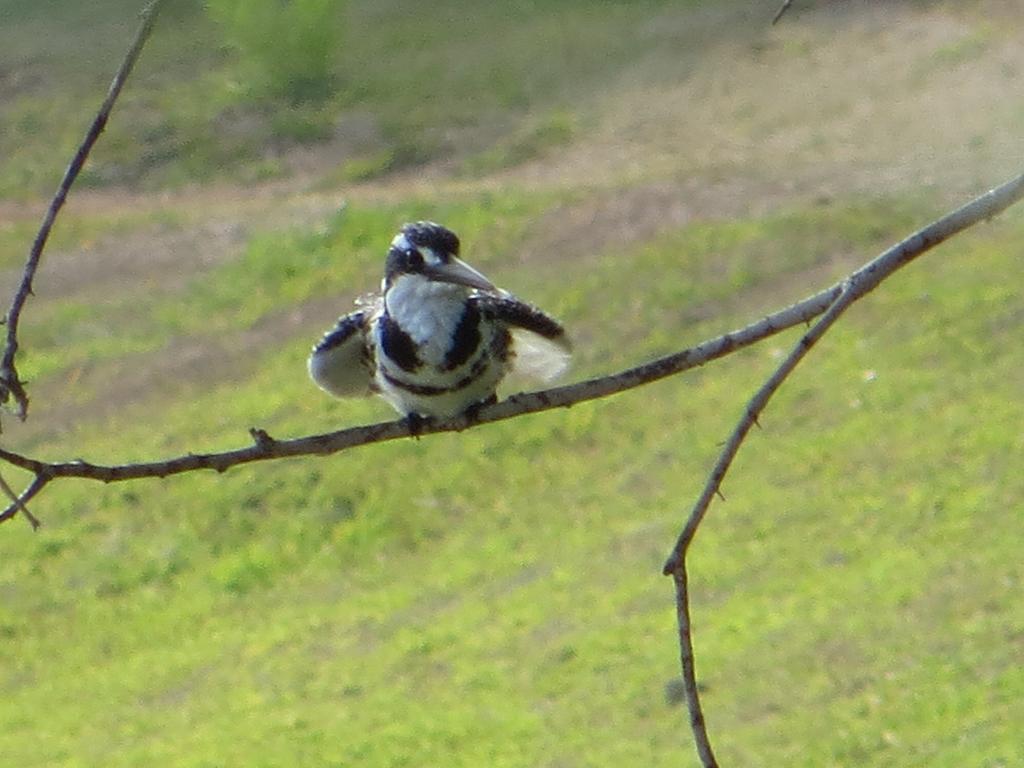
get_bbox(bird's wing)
[473,293,572,383]
[308,309,374,397]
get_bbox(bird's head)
[383,221,496,293]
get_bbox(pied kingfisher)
[309,221,571,419]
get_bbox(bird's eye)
[407,250,424,270]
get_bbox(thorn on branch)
[249,427,274,449]
[459,393,498,430]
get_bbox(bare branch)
[0,285,839,521]
[0,474,47,527]
[3,170,1024,525]
[4,4,1019,766]
[0,470,40,529]
[672,563,719,768]
[658,171,1024,764]
[0,0,166,422]
[772,0,794,25]
[663,170,1024,576]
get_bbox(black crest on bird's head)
[385,221,460,282]
[403,221,460,256]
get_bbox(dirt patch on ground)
[0,182,348,301]
[513,183,695,269]
[18,220,247,301]
[512,174,814,273]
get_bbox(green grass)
[11,190,927,401]
[207,0,343,105]
[2,1,1023,765]
[2,190,1023,766]
[14,189,556,386]
[459,110,578,177]
[0,0,726,198]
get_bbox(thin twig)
[663,170,1024,575]
[0,471,40,529]
[0,0,166,422]
[772,0,794,25]
[0,474,47,526]
[672,563,718,768]
[659,172,1024,764]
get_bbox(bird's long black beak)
[423,257,496,292]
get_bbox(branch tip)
[772,0,794,25]
[0,0,167,428]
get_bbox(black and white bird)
[309,221,571,419]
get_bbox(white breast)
[383,274,469,367]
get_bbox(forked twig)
[662,172,1024,765]
[663,170,1024,575]
[0,471,40,529]
[1,4,1022,765]
[0,0,166,422]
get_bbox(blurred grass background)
[0,0,1022,766]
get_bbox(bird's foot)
[462,394,498,424]
[404,412,433,439]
